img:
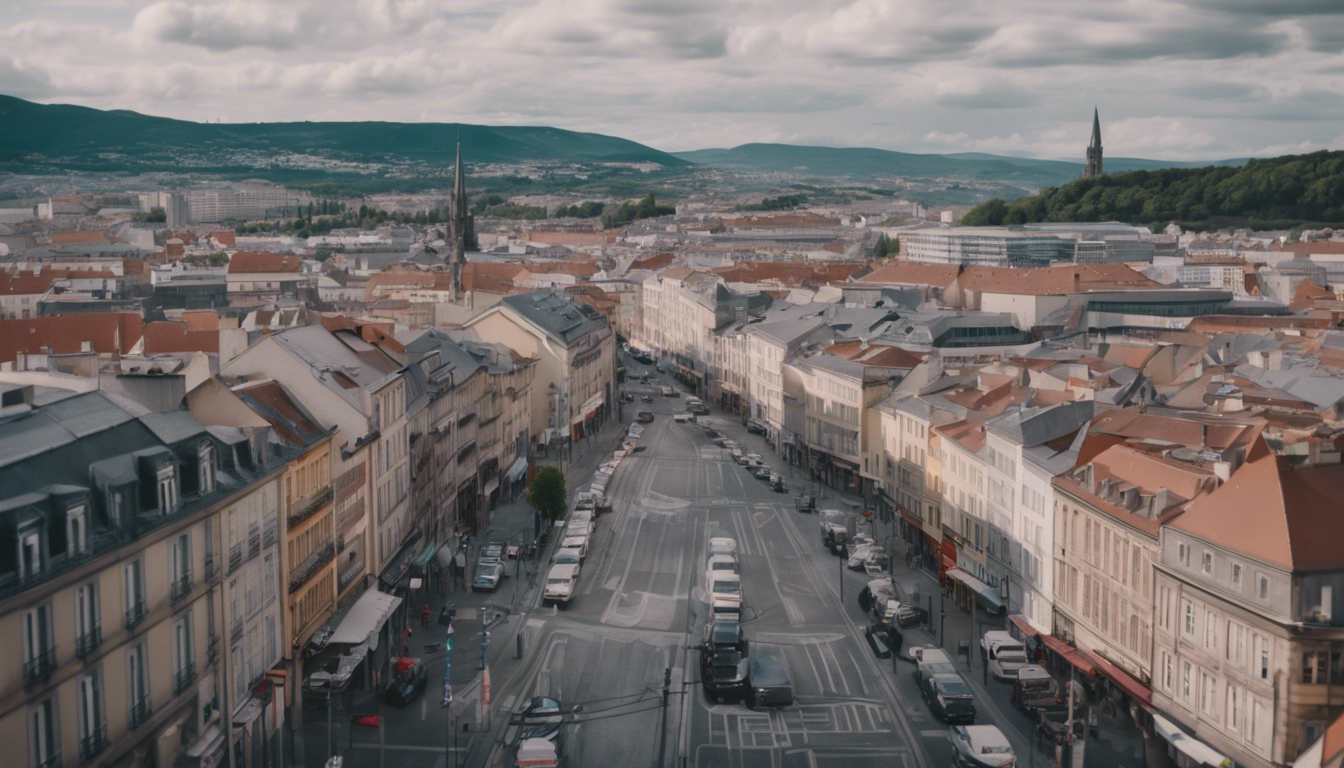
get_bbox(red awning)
[1081,648,1152,708]
[1040,634,1098,676]
[1008,614,1040,637]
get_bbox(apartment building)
[1153,455,1344,768]
[937,420,990,587]
[225,253,308,304]
[466,291,613,454]
[0,386,287,768]
[746,313,827,453]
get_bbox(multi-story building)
[466,291,613,456]
[178,185,312,224]
[937,420,990,587]
[0,385,288,768]
[221,323,407,588]
[225,252,309,305]
[747,313,827,454]
[903,228,1074,268]
[872,391,961,576]
[1153,454,1344,768]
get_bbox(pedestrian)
[420,604,430,629]
[890,629,904,661]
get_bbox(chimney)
[1200,422,1208,449]
[1150,488,1168,517]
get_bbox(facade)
[937,420,990,584]
[0,386,288,768]
[746,314,827,452]
[225,253,308,303]
[1153,454,1344,768]
[178,186,312,225]
[465,291,614,454]
[903,229,1074,268]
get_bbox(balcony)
[23,647,57,688]
[34,755,61,768]
[125,598,146,631]
[248,525,261,559]
[75,625,102,659]
[288,542,336,594]
[173,662,196,695]
[288,486,333,528]
[171,572,194,603]
[230,620,243,643]
[228,543,242,574]
[78,727,108,765]
[128,695,152,730]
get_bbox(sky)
[3,0,1344,161]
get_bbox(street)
[307,356,1148,768]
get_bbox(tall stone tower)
[1084,107,1104,179]
[448,140,473,301]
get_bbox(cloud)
[0,56,53,99]
[131,1,302,51]
[933,78,1038,109]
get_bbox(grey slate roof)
[501,291,608,346]
[987,401,1095,448]
[267,325,402,412]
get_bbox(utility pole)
[657,666,672,768]
[480,623,490,671]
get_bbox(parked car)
[752,465,773,480]
[702,650,749,703]
[1009,666,1064,715]
[913,648,960,689]
[848,544,883,570]
[560,535,589,560]
[543,563,580,606]
[707,553,739,576]
[674,411,694,422]
[661,386,677,397]
[633,353,654,365]
[571,509,595,529]
[795,494,816,513]
[473,560,506,591]
[704,427,722,439]
[700,616,748,657]
[949,724,1016,768]
[981,631,1029,681]
[921,673,976,723]
[712,436,730,447]
[565,519,594,538]
[745,421,768,435]
[515,738,558,768]
[381,657,428,705]
[641,393,653,402]
[818,509,850,552]
[708,537,738,558]
[516,697,563,743]
[746,656,793,708]
[878,599,926,629]
[552,547,584,572]
[731,450,749,465]
[771,475,788,493]
[708,571,743,614]
[636,411,654,423]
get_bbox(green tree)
[528,465,567,523]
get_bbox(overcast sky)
[3,0,1343,160]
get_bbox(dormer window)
[158,467,178,514]
[18,526,42,580]
[67,505,87,557]
[199,443,216,495]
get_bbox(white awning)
[483,477,500,497]
[329,589,402,647]
[579,392,605,414]
[504,456,528,483]
[1151,713,1230,767]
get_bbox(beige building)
[0,386,289,768]
[466,291,613,453]
[1153,454,1344,768]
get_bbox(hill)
[961,150,1344,230]
[0,95,689,179]
[673,144,1245,188]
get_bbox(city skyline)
[2,0,1344,161]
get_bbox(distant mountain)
[675,144,1246,188]
[0,95,689,175]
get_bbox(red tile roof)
[630,252,674,271]
[209,230,237,248]
[859,261,961,287]
[959,264,1162,295]
[142,320,219,354]
[1173,454,1344,570]
[1274,242,1344,256]
[0,270,56,296]
[0,312,142,362]
[228,251,303,274]
[824,341,924,368]
[49,231,110,245]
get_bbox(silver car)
[950,724,1016,768]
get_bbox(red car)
[636,411,655,423]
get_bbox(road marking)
[420,698,427,720]
[919,729,949,738]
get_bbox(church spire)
[1084,106,1104,178]
[448,132,472,301]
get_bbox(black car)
[922,674,977,723]
[516,696,563,742]
[700,617,748,657]
[704,427,722,439]
[746,656,794,708]
[381,657,428,705]
[745,421,768,435]
[752,465,773,480]
[703,650,749,703]
[634,354,654,365]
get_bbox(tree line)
[602,193,675,228]
[961,150,1344,231]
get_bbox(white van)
[981,630,1029,680]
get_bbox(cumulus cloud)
[132,1,302,51]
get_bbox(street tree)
[528,465,567,523]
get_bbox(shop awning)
[412,541,439,570]
[1039,634,1098,676]
[946,568,1005,614]
[504,456,528,483]
[329,589,402,647]
[1151,713,1230,767]
[1081,648,1152,708]
[1007,614,1041,637]
[483,477,500,497]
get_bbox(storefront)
[939,531,958,585]
[1150,714,1230,768]
[946,567,1005,615]
[503,456,528,502]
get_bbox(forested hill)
[962,150,1344,230]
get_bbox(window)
[19,529,42,579]
[263,553,276,606]
[1231,562,1243,587]
[1201,672,1216,715]
[1256,634,1270,679]
[1257,573,1270,601]
[75,582,99,656]
[1181,661,1192,701]
[1184,601,1196,637]
[1205,610,1218,650]
[78,670,104,759]
[1132,548,1140,590]
[173,612,194,692]
[29,697,60,768]
[157,467,178,514]
[67,506,87,557]
[1201,550,1213,575]
[23,604,54,682]
[124,559,145,628]
[1162,653,1174,691]
[171,533,192,598]
[127,643,149,726]
[1227,685,1241,733]
[1178,542,1189,566]
[199,443,216,495]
